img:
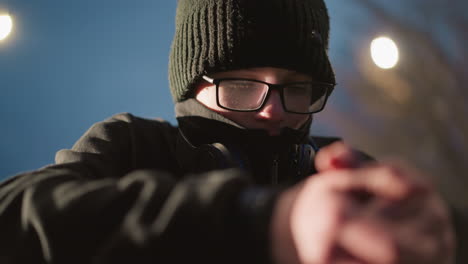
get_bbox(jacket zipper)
[271,156,279,185]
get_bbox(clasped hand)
[272,142,455,264]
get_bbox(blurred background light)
[0,14,12,41]
[370,36,399,69]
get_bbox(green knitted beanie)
[169,0,336,102]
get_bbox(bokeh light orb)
[0,14,13,41]
[371,36,399,69]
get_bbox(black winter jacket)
[0,100,340,264]
[1,100,466,263]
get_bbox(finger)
[360,195,454,264]
[323,165,415,201]
[387,221,444,264]
[290,178,349,264]
[379,159,432,192]
[388,199,456,264]
[315,141,371,172]
[338,217,397,264]
[292,166,408,264]
[284,174,361,264]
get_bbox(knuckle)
[376,165,410,187]
[378,164,402,178]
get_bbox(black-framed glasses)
[202,75,335,114]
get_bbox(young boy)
[0,0,456,263]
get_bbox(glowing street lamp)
[371,36,399,69]
[0,14,13,41]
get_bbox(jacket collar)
[175,99,311,146]
[174,99,315,185]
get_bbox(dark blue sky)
[0,0,384,178]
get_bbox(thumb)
[315,141,372,172]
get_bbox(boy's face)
[195,67,313,136]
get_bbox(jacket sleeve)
[0,114,278,264]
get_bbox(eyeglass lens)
[218,80,268,110]
[217,80,327,113]
[283,84,327,113]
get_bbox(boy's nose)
[256,90,286,122]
